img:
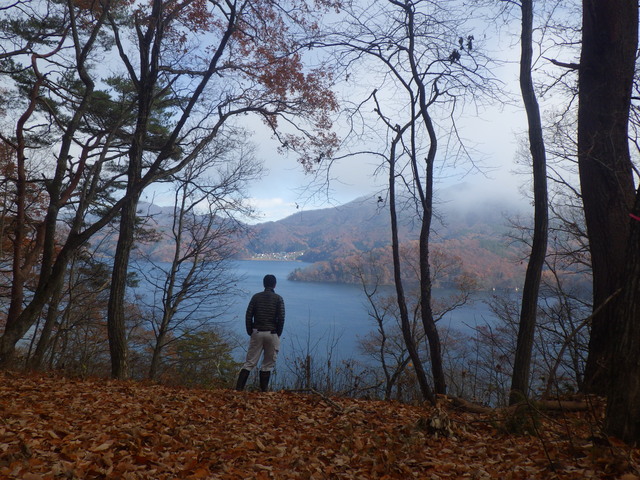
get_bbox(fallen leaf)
[0,371,638,480]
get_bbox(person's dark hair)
[263,274,277,288]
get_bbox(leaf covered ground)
[1,372,639,479]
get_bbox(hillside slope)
[123,184,530,289]
[0,372,636,479]
[239,186,528,288]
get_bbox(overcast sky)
[233,70,531,223]
[232,11,539,224]
[142,81,530,224]
[238,115,525,223]
[143,5,551,225]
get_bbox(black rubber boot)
[259,371,271,392]
[235,368,250,391]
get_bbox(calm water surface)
[228,260,498,363]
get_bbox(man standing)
[235,274,285,392]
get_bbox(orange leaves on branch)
[160,0,217,46]
[254,50,306,99]
[121,0,340,165]
[171,0,212,32]
[225,1,340,167]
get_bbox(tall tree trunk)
[29,276,65,370]
[1,71,45,368]
[389,123,436,405]
[106,0,162,379]
[509,0,548,405]
[148,287,177,380]
[402,0,446,394]
[107,194,140,380]
[579,0,637,394]
[604,193,640,443]
[149,192,184,380]
[148,332,165,381]
[0,242,76,366]
[0,12,101,367]
[416,134,446,395]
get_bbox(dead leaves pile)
[1,371,639,479]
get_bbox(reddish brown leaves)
[0,371,638,479]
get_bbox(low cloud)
[245,197,298,224]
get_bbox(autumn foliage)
[1,371,639,479]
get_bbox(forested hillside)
[239,185,529,289]
[125,185,529,289]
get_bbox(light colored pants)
[242,330,280,372]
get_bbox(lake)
[227,260,499,364]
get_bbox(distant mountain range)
[237,185,528,289]
[123,183,530,290]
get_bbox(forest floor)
[1,371,639,479]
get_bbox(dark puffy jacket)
[245,287,285,336]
